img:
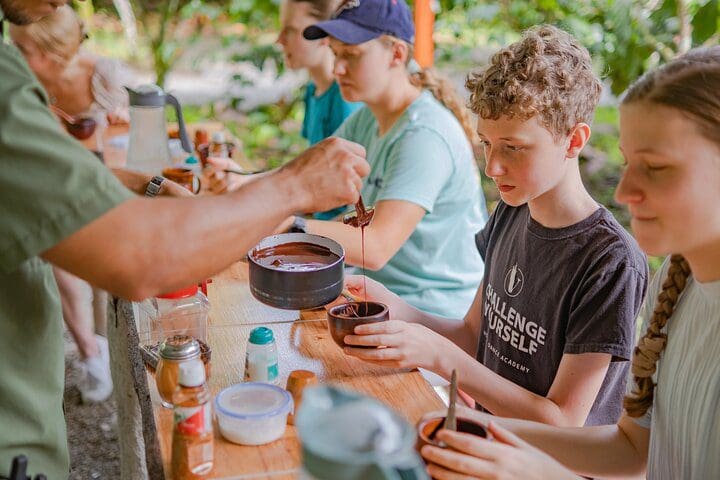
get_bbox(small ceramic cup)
[285,370,318,425]
[416,416,489,453]
[161,167,201,193]
[326,301,389,349]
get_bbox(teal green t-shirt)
[335,91,487,319]
[302,80,362,146]
[303,81,362,221]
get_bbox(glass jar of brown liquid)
[156,335,201,409]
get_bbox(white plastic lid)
[215,383,293,420]
[178,359,205,387]
[211,131,225,143]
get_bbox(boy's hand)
[422,422,581,480]
[342,320,452,372]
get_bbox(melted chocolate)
[342,196,374,228]
[252,242,340,271]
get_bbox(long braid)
[624,254,691,417]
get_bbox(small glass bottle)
[208,132,229,159]
[156,335,201,408]
[244,327,279,385]
[171,359,214,479]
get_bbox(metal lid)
[159,335,201,360]
[126,84,166,107]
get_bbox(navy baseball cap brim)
[303,19,383,45]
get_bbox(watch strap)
[144,175,164,197]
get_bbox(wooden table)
[145,263,444,479]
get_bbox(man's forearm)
[43,169,308,300]
[110,168,147,195]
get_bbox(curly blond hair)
[466,25,601,138]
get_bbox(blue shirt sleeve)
[375,127,453,213]
[301,85,312,141]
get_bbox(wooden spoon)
[444,369,458,432]
[429,369,458,442]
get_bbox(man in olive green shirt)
[0,1,369,478]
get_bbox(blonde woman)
[10,5,130,133]
[420,47,720,480]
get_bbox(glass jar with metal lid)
[156,335,201,408]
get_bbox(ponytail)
[379,36,480,152]
[409,67,480,149]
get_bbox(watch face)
[146,176,164,197]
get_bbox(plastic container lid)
[178,359,205,387]
[157,285,198,299]
[249,326,275,345]
[211,131,226,143]
[215,383,292,420]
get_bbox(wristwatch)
[144,175,164,197]
[288,216,307,233]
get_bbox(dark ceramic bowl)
[248,233,344,310]
[416,416,488,452]
[327,301,389,348]
[64,117,97,140]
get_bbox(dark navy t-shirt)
[475,202,648,425]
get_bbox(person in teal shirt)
[210,0,361,221]
[278,0,361,220]
[299,0,488,319]
[302,80,361,146]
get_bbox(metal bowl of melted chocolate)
[248,233,345,310]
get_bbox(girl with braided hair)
[417,46,720,480]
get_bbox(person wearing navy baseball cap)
[294,0,489,326]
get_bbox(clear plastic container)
[215,383,293,445]
[138,285,209,348]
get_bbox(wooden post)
[108,299,165,480]
[414,0,435,68]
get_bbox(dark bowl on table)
[327,301,389,348]
[64,117,97,140]
[416,416,488,452]
[248,233,345,310]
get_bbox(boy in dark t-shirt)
[338,25,647,427]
